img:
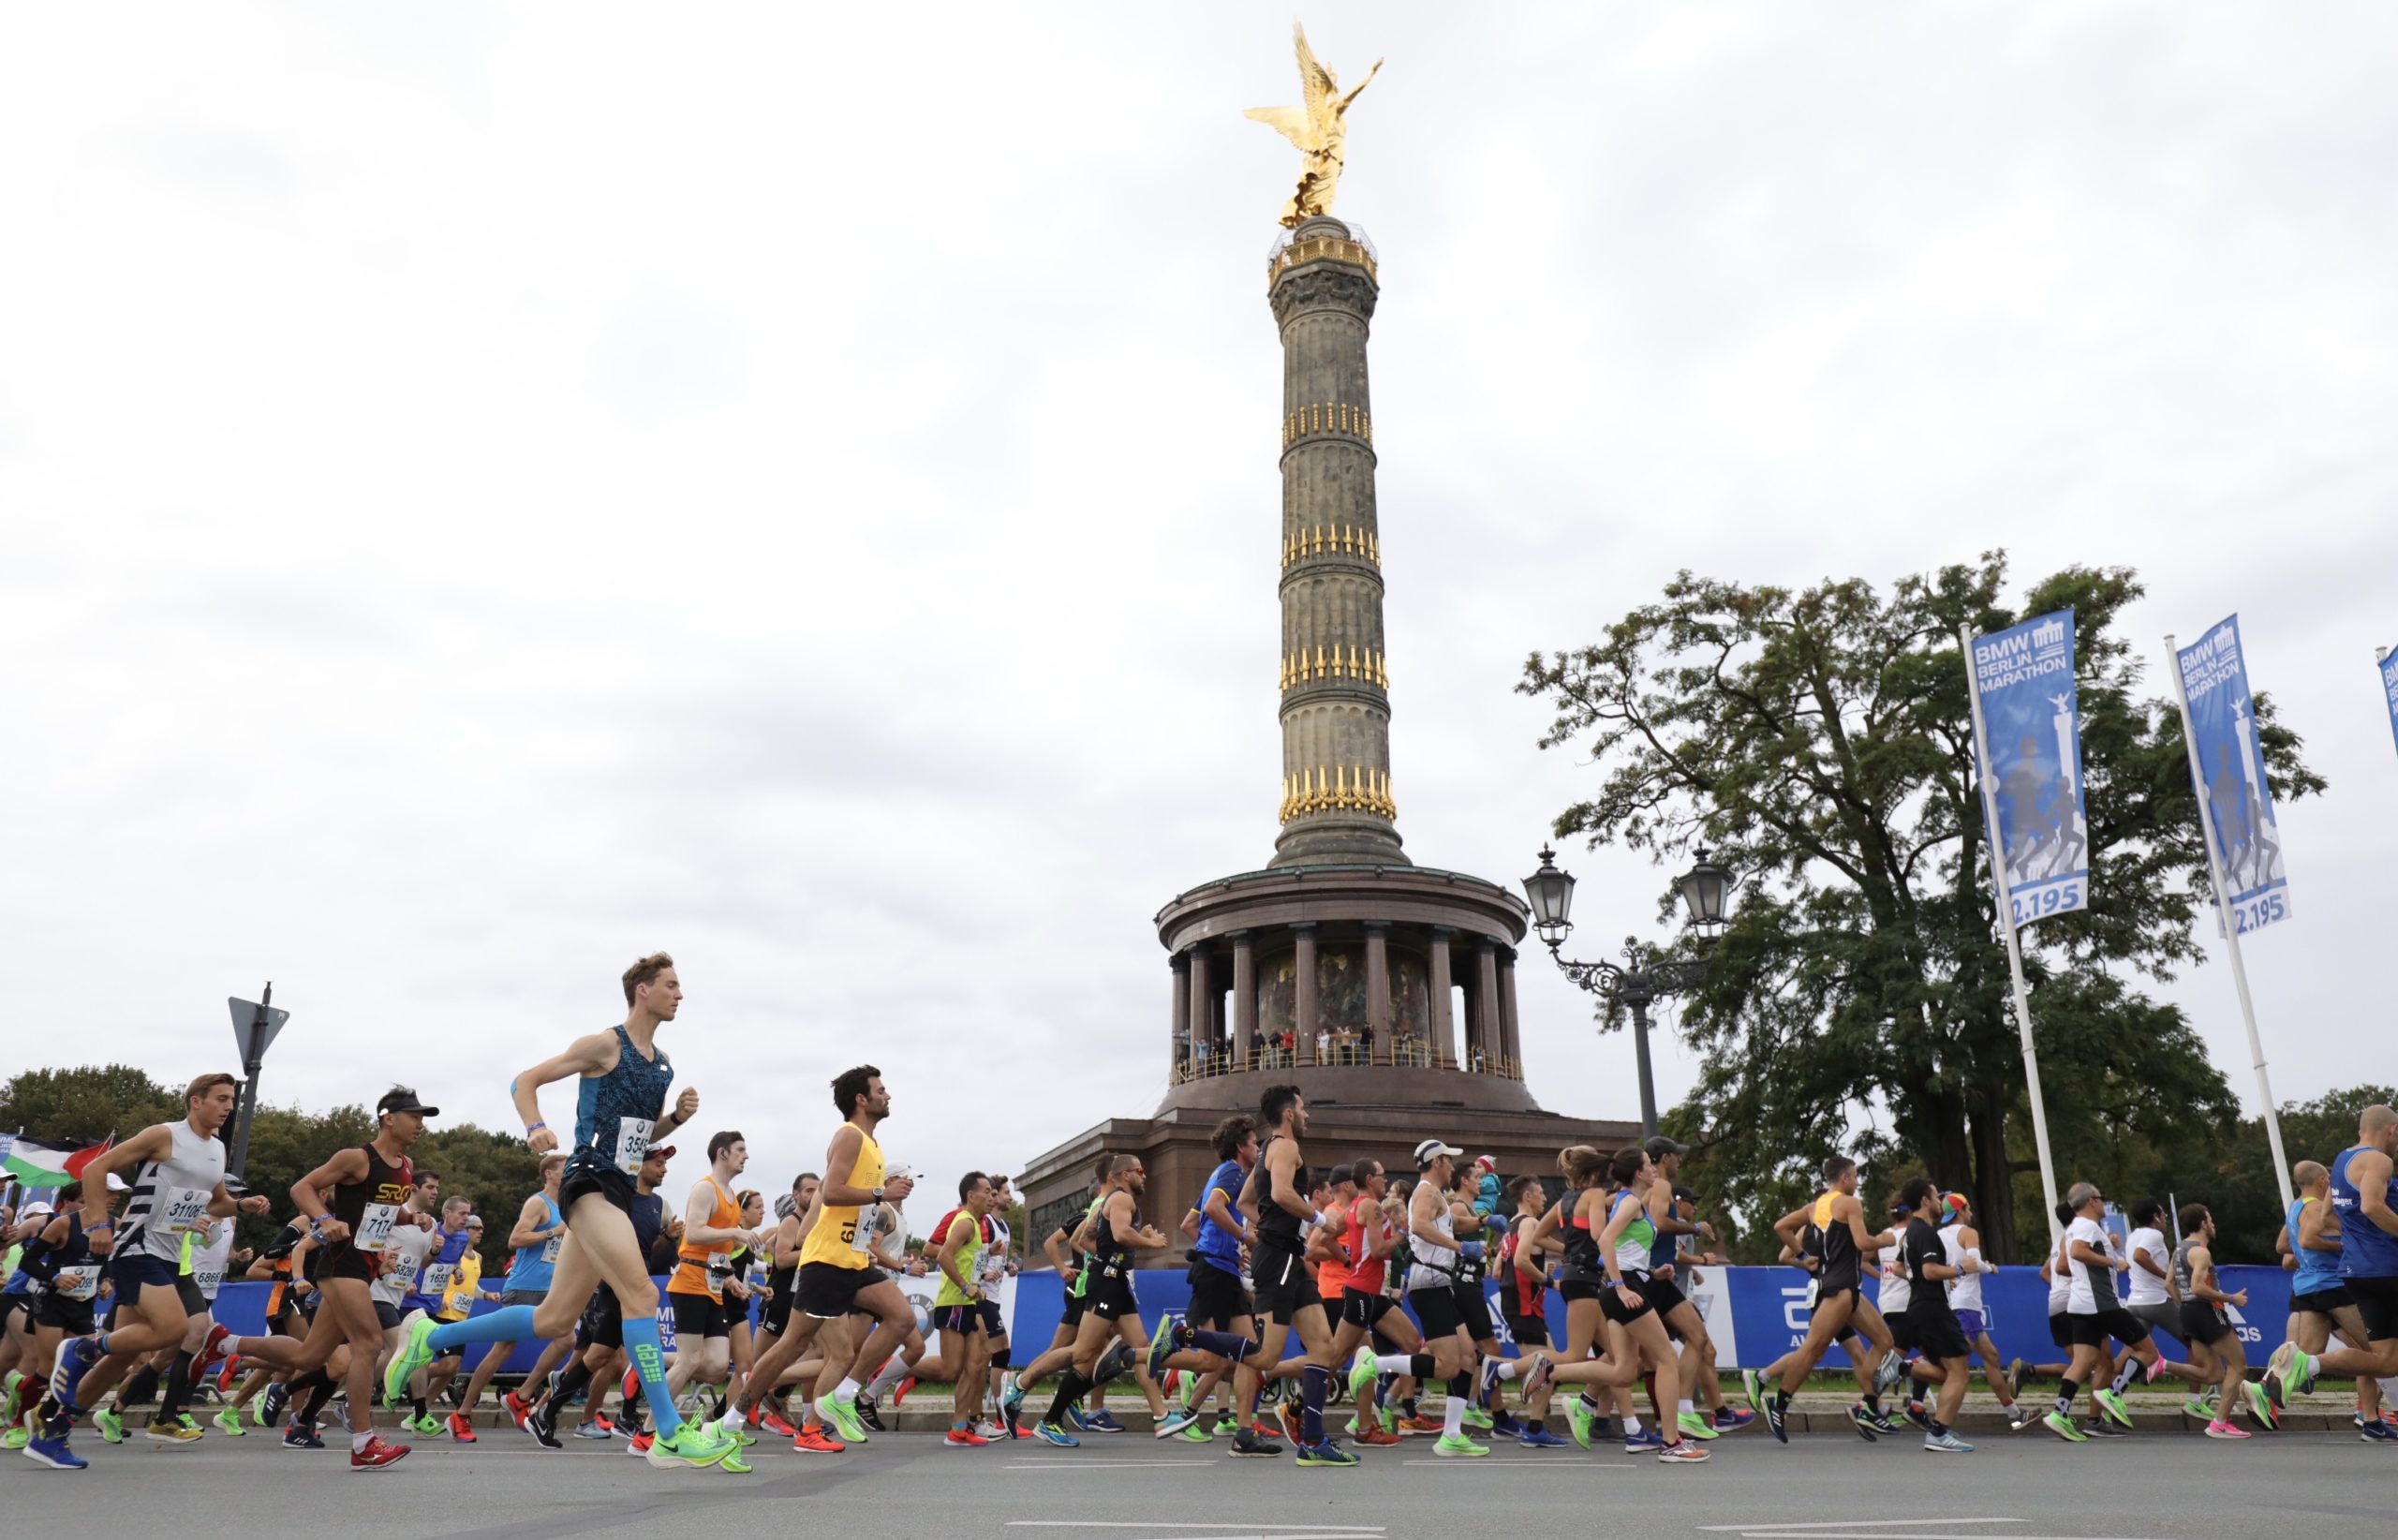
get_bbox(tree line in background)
[1,1063,543,1269]
[1,1063,1031,1266]
[1522,551,2331,1264]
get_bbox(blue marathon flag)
[1969,609,2089,926]
[2175,615,2291,935]
[2381,648,2398,760]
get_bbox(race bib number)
[195,1269,224,1295]
[55,1267,100,1301]
[540,1232,565,1264]
[355,1203,400,1251]
[382,1248,419,1291]
[706,1255,732,1300]
[162,1186,211,1234]
[1803,1277,1820,1311]
[614,1117,655,1177]
[851,1207,881,1257]
[420,1263,455,1296]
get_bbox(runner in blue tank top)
[2272,1158,2386,1434]
[444,1156,572,1435]
[2266,1104,2398,1410]
[383,952,741,1472]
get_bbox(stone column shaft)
[1231,931,1258,1062]
[1498,951,1522,1076]
[1364,922,1391,1056]
[1293,923,1319,1064]
[1169,955,1190,1078]
[1187,945,1213,1062]
[1474,939,1501,1072]
[1428,926,1457,1069]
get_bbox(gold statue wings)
[1245,22,1381,228]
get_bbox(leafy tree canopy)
[1521,554,2324,1260]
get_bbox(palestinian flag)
[1,1135,112,1186]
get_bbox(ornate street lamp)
[1522,846,1733,1138]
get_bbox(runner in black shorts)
[1212,1086,1350,1464]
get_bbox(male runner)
[2267,1105,2398,1415]
[27,1074,271,1472]
[2171,1204,2251,1439]
[1500,1175,1567,1447]
[1326,1156,1418,1446]
[2272,1158,2389,1437]
[1005,1156,1119,1432]
[1213,1086,1352,1466]
[1896,1177,1975,1451]
[382,952,739,1471]
[396,1195,475,1436]
[525,1141,679,1449]
[932,1171,997,1445]
[215,1089,437,1467]
[1638,1138,1731,1441]
[1750,1155,1897,1444]
[717,1064,919,1452]
[1176,1117,1259,1442]
[661,1132,759,1420]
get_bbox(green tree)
[2,1068,540,1270]
[1521,555,2324,1261]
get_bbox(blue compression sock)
[1189,1328,1253,1363]
[426,1305,537,1352]
[1302,1364,1328,1444]
[621,1314,682,1438]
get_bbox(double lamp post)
[1520,846,1734,1139]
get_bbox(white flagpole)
[2166,633,2295,1210]
[1960,625,2064,1242]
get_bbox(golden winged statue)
[1245,23,1382,228]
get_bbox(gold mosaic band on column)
[1266,230,1379,288]
[1281,401,1372,447]
[1280,644,1387,690]
[1281,524,1381,568]
[1279,764,1397,822]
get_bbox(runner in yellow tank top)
[719,1065,921,1453]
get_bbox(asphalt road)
[9,1424,2391,1540]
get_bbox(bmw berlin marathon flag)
[1969,610,2090,926]
[2381,647,2398,759]
[2175,616,2291,935]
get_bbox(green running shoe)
[822,1395,869,1445]
[0,1423,26,1452]
[95,1406,125,1444]
[1741,1368,1763,1414]
[1347,1354,1377,1410]
[1433,1432,1488,1457]
[2245,1381,2280,1430]
[1215,1412,1239,1438]
[1565,1394,1594,1450]
[1461,1405,1493,1431]
[645,1420,741,1469]
[1676,1411,1720,1441]
[2043,1409,2088,1442]
[718,1446,752,1474]
[1177,1419,1212,1442]
[213,1404,246,1436]
[382,1310,436,1406]
[2093,1387,2133,1429]
[2180,1396,2212,1421]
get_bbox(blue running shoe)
[2360,1420,2398,1444]
[1517,1427,1571,1448]
[1491,1412,1525,1438]
[49,1337,100,1413]
[1475,1355,1507,1405]
[283,1423,325,1450]
[1084,1410,1127,1433]
[23,1430,84,1470]
[1032,1420,1079,1448]
[1713,1406,1756,1432]
[1624,1427,1665,1452]
[1765,1399,1788,1444]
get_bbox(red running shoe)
[944,1426,990,1446]
[792,1424,846,1454]
[351,1435,411,1469]
[446,1412,477,1443]
[1354,1426,1403,1446]
[215,1355,241,1395]
[192,1323,235,1379]
[628,1430,654,1456]
[758,1407,796,1438]
[892,1375,918,1407]
[503,1390,533,1429]
[622,1369,641,1406]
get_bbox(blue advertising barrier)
[1000,1265,2305,1370]
[208,1264,2304,1376]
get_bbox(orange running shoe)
[792,1423,847,1455]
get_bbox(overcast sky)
[5,5,2392,1224]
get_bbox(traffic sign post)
[226,984,289,1180]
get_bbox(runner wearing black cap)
[1640,1136,1739,1440]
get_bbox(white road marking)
[1707,1516,2023,1525]
[1726,1534,2158,1540]
[1700,1526,2028,1533]
[1397,1458,1633,1467]
[1004,1527,1385,1533]
[1000,1460,1217,1470]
